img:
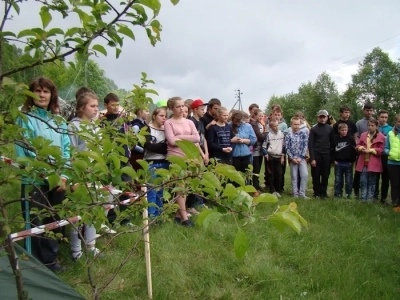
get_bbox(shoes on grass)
[187,207,200,215]
[47,262,65,273]
[72,248,103,261]
[181,219,194,227]
[100,224,116,234]
[272,192,281,198]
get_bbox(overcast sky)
[4,0,400,110]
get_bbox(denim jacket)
[232,122,256,157]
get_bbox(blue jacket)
[15,107,70,183]
[232,122,256,157]
[379,123,392,136]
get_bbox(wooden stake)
[142,186,152,299]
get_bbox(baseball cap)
[316,109,329,117]
[191,99,208,109]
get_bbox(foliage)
[349,47,400,120]
[0,1,306,300]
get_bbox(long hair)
[369,118,379,143]
[75,92,99,118]
[231,110,243,134]
[22,77,59,114]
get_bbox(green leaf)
[203,212,222,230]
[200,178,216,191]
[40,7,52,28]
[268,215,287,233]
[17,29,36,38]
[196,209,215,227]
[170,0,180,5]
[117,25,135,40]
[121,166,137,179]
[222,183,238,200]
[47,28,64,36]
[253,193,278,204]
[175,140,201,160]
[65,27,80,37]
[138,0,161,14]
[167,156,187,170]
[234,229,249,259]
[281,211,302,234]
[116,48,122,59]
[47,174,60,191]
[215,165,245,187]
[239,185,257,193]
[11,1,20,14]
[0,31,16,37]
[136,159,149,170]
[92,44,107,56]
[202,172,221,190]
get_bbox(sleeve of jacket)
[15,116,36,159]
[250,121,264,142]
[247,124,257,146]
[207,125,223,152]
[350,138,357,162]
[308,128,315,161]
[144,127,168,155]
[285,134,293,159]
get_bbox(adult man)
[332,105,358,140]
[354,103,374,197]
[374,109,392,203]
[201,98,221,138]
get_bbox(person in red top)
[355,118,385,202]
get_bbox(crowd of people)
[14,76,400,272]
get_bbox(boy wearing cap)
[190,99,209,164]
[308,109,335,199]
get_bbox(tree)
[0,1,307,299]
[350,47,400,117]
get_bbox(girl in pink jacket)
[356,118,385,202]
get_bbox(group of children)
[14,76,400,273]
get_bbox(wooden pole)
[142,186,152,299]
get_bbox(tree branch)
[104,0,119,15]
[0,0,138,80]
[0,2,12,32]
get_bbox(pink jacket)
[355,132,385,173]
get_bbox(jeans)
[359,166,378,202]
[334,162,353,197]
[289,160,308,197]
[147,162,170,217]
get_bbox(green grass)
[2,160,400,299]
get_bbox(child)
[333,123,357,199]
[285,117,309,199]
[262,118,285,197]
[375,109,392,203]
[231,110,256,175]
[207,107,234,164]
[164,97,200,227]
[308,110,335,199]
[189,99,210,165]
[69,92,102,261]
[250,109,265,194]
[384,114,400,211]
[129,108,149,170]
[273,108,288,193]
[356,118,385,202]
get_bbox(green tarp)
[0,244,84,300]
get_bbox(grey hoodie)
[68,117,97,152]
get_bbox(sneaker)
[90,247,103,258]
[293,195,299,198]
[72,251,83,262]
[273,192,281,198]
[300,196,310,200]
[174,217,182,224]
[181,219,194,228]
[100,224,116,234]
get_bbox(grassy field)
[2,161,400,299]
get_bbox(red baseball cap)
[191,99,208,109]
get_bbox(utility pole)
[231,89,243,112]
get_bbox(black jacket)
[333,135,356,163]
[308,123,335,160]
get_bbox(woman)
[143,107,168,218]
[68,92,101,261]
[15,77,70,272]
[164,97,200,227]
[230,110,256,174]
